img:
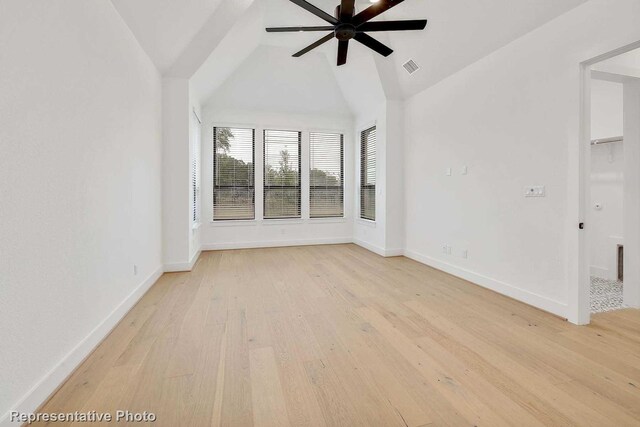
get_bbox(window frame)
[360,125,376,222]
[263,129,302,220]
[309,132,344,219]
[212,126,256,222]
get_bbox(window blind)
[191,152,199,223]
[264,129,301,219]
[310,132,344,218]
[191,116,201,224]
[360,126,376,221]
[213,127,255,221]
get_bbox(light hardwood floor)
[36,244,640,426]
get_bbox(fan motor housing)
[335,23,356,41]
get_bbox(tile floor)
[590,276,624,313]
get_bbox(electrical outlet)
[524,186,545,197]
[133,264,138,275]
[446,168,452,176]
[461,166,468,175]
[447,246,452,255]
[442,244,448,254]
[461,250,468,259]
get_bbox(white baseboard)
[201,237,352,251]
[0,267,164,427]
[384,248,404,257]
[163,249,201,273]
[589,265,610,279]
[404,249,568,319]
[351,239,402,258]
[352,239,386,256]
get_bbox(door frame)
[573,40,640,325]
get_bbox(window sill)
[262,218,304,225]
[209,219,258,227]
[356,218,377,228]
[308,217,348,224]
[208,218,349,227]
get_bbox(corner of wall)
[0,267,163,427]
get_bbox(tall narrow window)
[264,130,301,219]
[360,126,376,221]
[213,127,255,221]
[310,132,344,218]
[191,114,201,224]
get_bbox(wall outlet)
[524,186,545,197]
[447,246,452,255]
[446,168,452,176]
[461,250,468,259]
[133,264,138,276]
[461,166,468,175]
[442,244,448,254]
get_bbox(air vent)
[403,59,420,75]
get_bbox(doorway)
[589,77,624,313]
[578,42,640,323]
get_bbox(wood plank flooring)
[36,244,640,426]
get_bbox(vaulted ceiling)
[112,0,588,108]
[111,0,225,72]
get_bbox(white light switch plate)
[524,186,545,197]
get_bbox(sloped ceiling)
[379,0,587,98]
[114,0,588,106]
[110,0,225,73]
[205,44,352,117]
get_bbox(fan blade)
[340,0,355,21]
[352,0,406,26]
[288,0,338,25]
[357,19,427,32]
[354,33,393,57]
[337,40,349,66]
[292,33,335,57]
[266,26,335,32]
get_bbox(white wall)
[402,0,640,320]
[161,81,203,273]
[0,0,162,424]
[384,100,406,254]
[205,45,352,117]
[589,79,624,279]
[352,100,406,257]
[162,78,192,271]
[591,79,624,139]
[353,105,388,255]
[623,82,640,308]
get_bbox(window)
[213,127,255,221]
[191,114,201,224]
[264,129,301,219]
[310,132,344,218]
[360,126,376,221]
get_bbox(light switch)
[446,168,452,176]
[461,166,468,175]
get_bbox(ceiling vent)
[403,59,420,75]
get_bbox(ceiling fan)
[266,0,427,66]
